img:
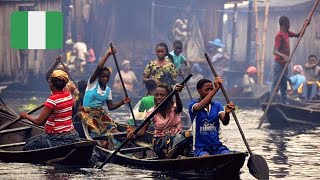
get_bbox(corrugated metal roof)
[257,0,311,7]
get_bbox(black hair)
[173,40,183,48]
[78,80,87,94]
[97,67,111,77]
[156,42,174,63]
[279,16,289,26]
[50,77,67,90]
[157,82,174,111]
[308,54,317,59]
[145,79,157,91]
[196,79,212,90]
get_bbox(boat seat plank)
[92,132,127,140]
[0,126,32,135]
[0,142,26,148]
[119,146,150,154]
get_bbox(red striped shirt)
[44,91,74,134]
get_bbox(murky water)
[0,95,319,179]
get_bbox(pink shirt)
[146,103,182,137]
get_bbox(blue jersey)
[83,79,112,108]
[189,100,224,148]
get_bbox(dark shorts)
[194,144,230,157]
[23,133,80,151]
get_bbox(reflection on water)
[1,96,319,179]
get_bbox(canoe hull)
[261,103,320,127]
[0,113,96,165]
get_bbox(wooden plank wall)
[0,3,18,81]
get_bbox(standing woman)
[143,42,177,85]
[20,70,80,150]
[127,83,188,159]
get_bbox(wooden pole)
[230,3,238,65]
[150,0,155,42]
[245,0,253,66]
[253,0,261,84]
[260,0,269,85]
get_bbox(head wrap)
[246,66,257,74]
[51,70,69,83]
[292,65,304,75]
[121,60,130,66]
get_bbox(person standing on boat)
[143,42,177,86]
[20,70,80,150]
[81,47,130,149]
[189,78,235,157]
[127,83,188,159]
[271,16,305,104]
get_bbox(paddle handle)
[110,43,137,127]
[97,74,193,169]
[258,0,319,128]
[205,53,253,156]
[0,104,44,131]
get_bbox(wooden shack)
[0,0,242,84]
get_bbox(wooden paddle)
[205,53,269,179]
[96,74,193,169]
[109,43,137,127]
[258,0,319,129]
[0,104,44,131]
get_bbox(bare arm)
[46,56,61,81]
[304,62,318,70]
[106,97,130,111]
[218,102,235,126]
[20,107,52,126]
[90,48,113,84]
[273,49,290,63]
[192,77,222,112]
[127,121,151,139]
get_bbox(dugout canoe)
[82,122,247,178]
[261,102,320,128]
[0,106,96,165]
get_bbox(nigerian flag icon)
[10,11,63,49]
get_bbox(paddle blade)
[247,154,269,179]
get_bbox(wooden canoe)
[81,122,247,178]
[261,102,320,127]
[0,109,96,165]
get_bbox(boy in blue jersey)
[188,78,235,157]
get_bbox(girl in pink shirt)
[127,83,188,158]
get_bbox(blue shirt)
[169,51,186,70]
[83,79,112,108]
[289,74,305,91]
[189,100,224,148]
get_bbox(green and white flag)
[10,11,63,49]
